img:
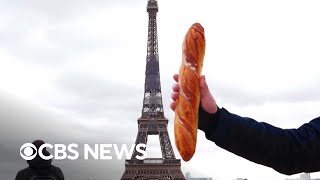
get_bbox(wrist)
[198,104,220,134]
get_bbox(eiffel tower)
[120,0,185,179]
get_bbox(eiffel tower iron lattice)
[120,0,185,179]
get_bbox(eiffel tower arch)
[121,0,185,179]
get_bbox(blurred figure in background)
[15,139,64,180]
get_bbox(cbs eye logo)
[20,143,38,160]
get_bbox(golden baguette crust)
[174,23,205,161]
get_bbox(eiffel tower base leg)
[121,159,185,180]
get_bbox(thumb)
[200,75,210,99]
[199,75,217,114]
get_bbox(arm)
[198,106,320,175]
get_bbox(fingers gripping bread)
[174,23,206,161]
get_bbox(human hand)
[170,74,218,114]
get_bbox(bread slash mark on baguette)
[175,110,196,143]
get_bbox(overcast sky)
[1,0,320,179]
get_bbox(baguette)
[174,23,206,161]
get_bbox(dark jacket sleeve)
[198,106,320,175]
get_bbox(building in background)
[285,173,320,180]
[185,172,213,180]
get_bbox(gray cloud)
[51,70,150,147]
[54,71,143,118]
[55,71,141,102]
[0,0,145,21]
[0,0,144,66]
[0,18,119,66]
[208,79,320,106]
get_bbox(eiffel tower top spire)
[141,0,164,119]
